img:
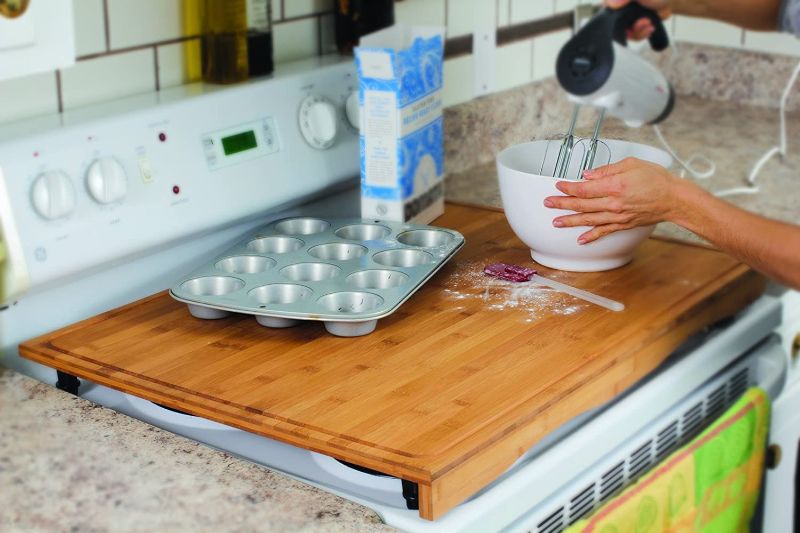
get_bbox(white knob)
[31,170,77,220]
[345,90,360,130]
[86,157,127,204]
[299,95,338,150]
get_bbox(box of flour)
[355,25,445,224]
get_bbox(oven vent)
[568,483,596,524]
[655,421,679,461]
[599,461,625,502]
[536,506,565,533]
[681,402,704,443]
[627,440,653,481]
[524,363,752,533]
[728,368,749,402]
[705,385,727,422]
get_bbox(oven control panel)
[0,57,360,298]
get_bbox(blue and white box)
[355,25,445,224]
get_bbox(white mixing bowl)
[496,139,673,272]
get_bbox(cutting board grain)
[20,203,766,520]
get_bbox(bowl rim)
[496,138,673,183]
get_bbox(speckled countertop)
[445,94,800,245]
[0,368,392,532]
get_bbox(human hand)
[544,157,684,244]
[605,0,672,40]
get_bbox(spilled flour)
[443,261,587,322]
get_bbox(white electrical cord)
[747,59,800,184]
[652,124,716,180]
[714,58,800,197]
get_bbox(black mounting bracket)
[402,479,419,510]
[55,371,80,396]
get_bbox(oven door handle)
[0,166,30,307]
[754,334,789,401]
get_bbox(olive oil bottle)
[200,0,273,84]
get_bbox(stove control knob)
[31,170,76,220]
[299,95,338,150]
[345,90,360,130]
[86,157,127,204]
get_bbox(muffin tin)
[169,217,465,337]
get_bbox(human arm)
[544,159,800,290]
[607,0,784,35]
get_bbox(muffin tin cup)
[170,217,464,337]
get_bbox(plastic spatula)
[483,263,625,312]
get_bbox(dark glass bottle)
[246,0,274,77]
[201,0,273,84]
[335,0,395,55]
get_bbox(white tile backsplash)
[395,0,446,27]
[0,72,59,124]
[447,0,496,37]
[0,0,794,127]
[744,31,800,57]
[496,39,533,91]
[157,43,191,89]
[107,0,183,50]
[284,0,334,19]
[60,50,157,110]
[73,0,107,56]
[273,17,319,64]
[510,0,553,24]
[674,16,743,49]
[443,55,474,107]
[532,29,571,81]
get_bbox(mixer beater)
[542,105,611,181]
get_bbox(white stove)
[0,56,793,532]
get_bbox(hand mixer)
[548,2,674,180]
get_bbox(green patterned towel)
[567,387,770,533]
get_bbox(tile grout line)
[317,14,324,56]
[102,0,111,52]
[55,71,64,114]
[153,46,161,92]
[77,35,201,62]
[444,0,449,37]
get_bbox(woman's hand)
[605,0,673,40]
[544,157,685,244]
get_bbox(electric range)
[0,56,791,532]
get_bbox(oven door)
[763,376,800,532]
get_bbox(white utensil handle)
[532,275,625,312]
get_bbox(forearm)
[672,0,782,31]
[669,181,800,289]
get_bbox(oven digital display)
[221,130,258,156]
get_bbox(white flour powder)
[443,261,587,322]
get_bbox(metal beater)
[541,105,611,181]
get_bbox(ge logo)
[34,247,47,262]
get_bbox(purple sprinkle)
[483,263,537,282]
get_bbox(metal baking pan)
[169,217,465,337]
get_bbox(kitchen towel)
[567,387,770,533]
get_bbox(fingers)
[582,157,640,180]
[545,194,622,214]
[628,18,655,41]
[553,178,616,199]
[552,211,631,229]
[578,224,631,245]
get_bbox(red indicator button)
[159,132,167,142]
[172,185,180,195]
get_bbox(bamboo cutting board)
[20,203,766,520]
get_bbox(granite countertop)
[445,94,800,245]
[2,89,797,532]
[0,368,393,532]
